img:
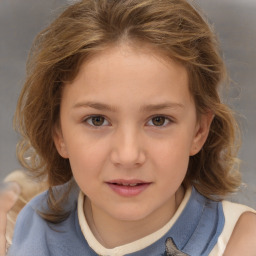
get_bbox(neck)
[84,186,185,249]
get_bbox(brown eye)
[91,116,105,126]
[151,116,166,126]
[85,116,109,127]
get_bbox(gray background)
[0,0,255,207]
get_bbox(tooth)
[120,183,138,186]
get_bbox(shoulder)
[221,200,255,231]
[209,200,256,256]
[9,184,84,256]
[14,189,49,228]
[8,191,51,256]
[224,211,256,256]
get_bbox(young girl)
[7,0,256,255]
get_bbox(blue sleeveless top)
[8,185,224,256]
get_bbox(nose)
[110,127,146,168]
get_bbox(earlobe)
[53,126,69,159]
[190,112,214,156]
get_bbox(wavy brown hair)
[15,0,241,222]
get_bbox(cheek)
[151,133,193,175]
[68,143,109,196]
[158,131,193,156]
[67,139,109,179]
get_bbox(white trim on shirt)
[77,187,192,256]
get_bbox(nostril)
[110,147,146,168]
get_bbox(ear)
[190,111,214,156]
[53,125,69,159]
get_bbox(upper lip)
[106,179,151,185]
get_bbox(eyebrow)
[140,102,184,112]
[73,101,118,112]
[73,101,184,112]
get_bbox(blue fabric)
[8,185,224,256]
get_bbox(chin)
[107,206,152,222]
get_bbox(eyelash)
[83,115,110,127]
[83,115,174,128]
[147,115,173,127]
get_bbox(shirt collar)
[77,187,192,255]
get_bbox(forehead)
[62,43,192,109]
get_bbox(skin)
[0,43,254,254]
[224,212,256,256]
[0,182,20,256]
[54,43,212,248]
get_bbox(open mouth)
[106,180,151,196]
[109,182,144,187]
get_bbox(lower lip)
[107,183,151,197]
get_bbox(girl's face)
[54,44,211,224]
